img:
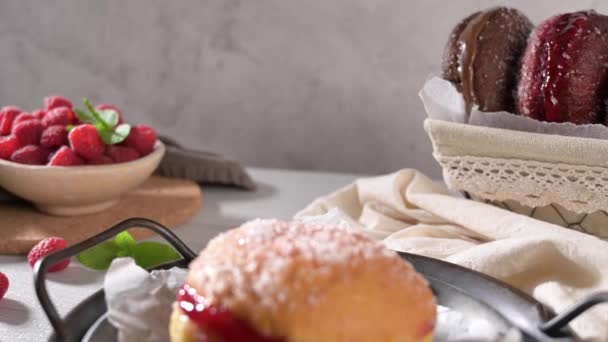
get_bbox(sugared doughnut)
[442,7,533,113]
[169,219,436,342]
[517,11,608,124]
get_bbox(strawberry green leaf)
[114,231,137,257]
[131,242,182,269]
[74,108,95,124]
[65,125,75,132]
[97,109,119,128]
[77,241,119,271]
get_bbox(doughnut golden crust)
[170,219,436,342]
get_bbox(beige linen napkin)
[296,169,608,341]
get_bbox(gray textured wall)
[0,1,606,177]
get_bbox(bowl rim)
[0,140,165,171]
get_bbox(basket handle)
[34,217,197,342]
[539,292,608,337]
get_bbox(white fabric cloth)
[296,169,608,341]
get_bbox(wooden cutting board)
[0,176,202,255]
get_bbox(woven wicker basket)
[425,118,608,240]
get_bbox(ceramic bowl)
[0,141,165,216]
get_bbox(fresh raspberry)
[48,146,84,166]
[1,105,21,113]
[123,124,157,155]
[106,145,140,163]
[27,237,70,272]
[40,125,68,148]
[44,96,72,110]
[42,107,73,127]
[32,109,47,120]
[10,145,48,165]
[0,135,19,160]
[68,124,104,160]
[96,104,124,125]
[13,119,44,146]
[12,112,35,128]
[0,272,8,300]
[87,155,114,165]
[0,106,21,136]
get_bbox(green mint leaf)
[76,240,119,270]
[114,231,136,257]
[98,128,127,145]
[97,109,119,128]
[131,242,182,269]
[73,108,96,124]
[94,122,106,133]
[77,231,180,271]
[83,98,111,130]
[98,130,117,145]
[115,123,131,138]
[98,123,131,145]
[83,98,97,117]
[65,125,75,132]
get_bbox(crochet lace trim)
[437,154,608,214]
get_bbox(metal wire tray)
[34,218,607,341]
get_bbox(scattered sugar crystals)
[435,305,522,342]
[186,218,420,319]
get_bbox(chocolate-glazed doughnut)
[442,7,533,113]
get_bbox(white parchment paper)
[104,258,187,342]
[419,76,608,139]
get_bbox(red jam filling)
[417,319,436,339]
[177,284,285,342]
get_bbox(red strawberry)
[10,145,48,165]
[96,104,124,125]
[0,106,21,136]
[44,96,72,110]
[106,145,140,163]
[32,109,47,120]
[13,119,44,146]
[48,146,84,166]
[12,112,35,128]
[42,107,73,127]
[68,124,104,160]
[27,237,70,272]
[0,272,8,300]
[40,125,68,148]
[87,155,114,165]
[124,124,156,155]
[0,136,19,160]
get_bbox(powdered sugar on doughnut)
[185,219,435,339]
